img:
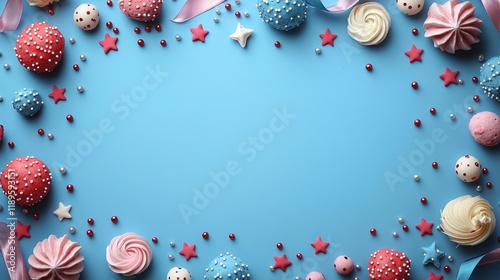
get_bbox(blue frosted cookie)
[204,252,250,279]
[256,0,308,31]
[12,88,43,117]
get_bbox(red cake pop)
[14,22,65,73]
[1,156,52,206]
[367,248,411,280]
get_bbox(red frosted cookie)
[1,156,52,206]
[367,248,411,280]
[14,22,65,73]
[118,0,163,22]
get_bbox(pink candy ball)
[305,271,325,280]
[334,255,354,275]
[469,111,500,146]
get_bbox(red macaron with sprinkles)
[367,248,411,280]
[1,156,52,206]
[14,22,65,73]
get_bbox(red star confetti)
[428,271,443,280]
[190,24,209,42]
[439,67,459,86]
[99,33,118,54]
[48,85,66,104]
[319,28,337,46]
[405,44,423,63]
[15,220,30,240]
[272,254,292,271]
[179,242,198,260]
[311,236,329,254]
[415,218,433,236]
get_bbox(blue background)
[1,0,500,279]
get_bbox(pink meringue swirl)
[28,234,84,280]
[106,232,153,276]
[423,0,482,54]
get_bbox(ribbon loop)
[457,248,500,280]
[482,0,500,31]
[305,0,358,13]
[0,0,23,32]
[0,222,30,280]
[171,0,226,23]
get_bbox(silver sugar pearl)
[476,185,482,192]
[69,38,75,44]
[0,51,2,56]
[478,54,484,62]
[47,133,54,140]
[69,226,76,234]
[356,264,361,270]
[213,17,219,23]
[413,174,420,181]
[0,204,2,211]
[448,255,453,262]
[59,167,67,174]
[170,241,175,247]
[398,217,404,223]
[315,48,321,54]
[168,254,174,260]
[0,96,3,102]
[80,54,86,61]
[458,79,463,84]
[77,86,84,93]
[467,106,474,113]
[269,266,275,272]
[354,278,359,280]
[4,64,9,70]
[235,0,240,4]
[244,11,249,17]
[295,277,299,280]
[175,34,181,41]
[393,232,399,238]
[450,113,456,120]
[215,9,221,15]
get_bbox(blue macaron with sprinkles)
[256,0,308,31]
[204,252,250,279]
[12,88,44,117]
[480,56,500,101]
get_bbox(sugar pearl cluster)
[204,252,250,279]
[479,57,500,101]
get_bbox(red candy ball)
[15,22,65,73]
[370,228,377,236]
[111,216,118,223]
[0,156,52,206]
[202,231,209,239]
[87,218,94,225]
[86,229,94,237]
[229,233,235,240]
[276,242,283,250]
[368,249,411,279]
[365,63,373,71]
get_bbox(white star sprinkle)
[53,202,72,221]
[229,22,254,48]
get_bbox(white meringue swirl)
[347,2,391,46]
[440,195,495,246]
[106,233,153,276]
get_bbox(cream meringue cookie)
[440,195,495,246]
[26,0,59,7]
[28,234,84,280]
[106,232,153,276]
[347,2,391,46]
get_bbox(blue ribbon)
[457,248,500,280]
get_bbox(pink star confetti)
[48,85,66,104]
[439,67,459,86]
[15,220,30,240]
[99,33,118,54]
[179,242,198,260]
[415,218,433,236]
[405,44,423,63]
[272,254,292,271]
[319,28,337,46]
[190,24,209,42]
[311,236,329,254]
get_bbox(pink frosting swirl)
[423,0,482,54]
[28,234,84,280]
[106,232,153,276]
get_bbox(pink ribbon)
[0,0,22,32]
[171,0,226,23]
[171,0,357,23]
[0,222,30,280]
[305,0,358,13]
[482,0,500,31]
